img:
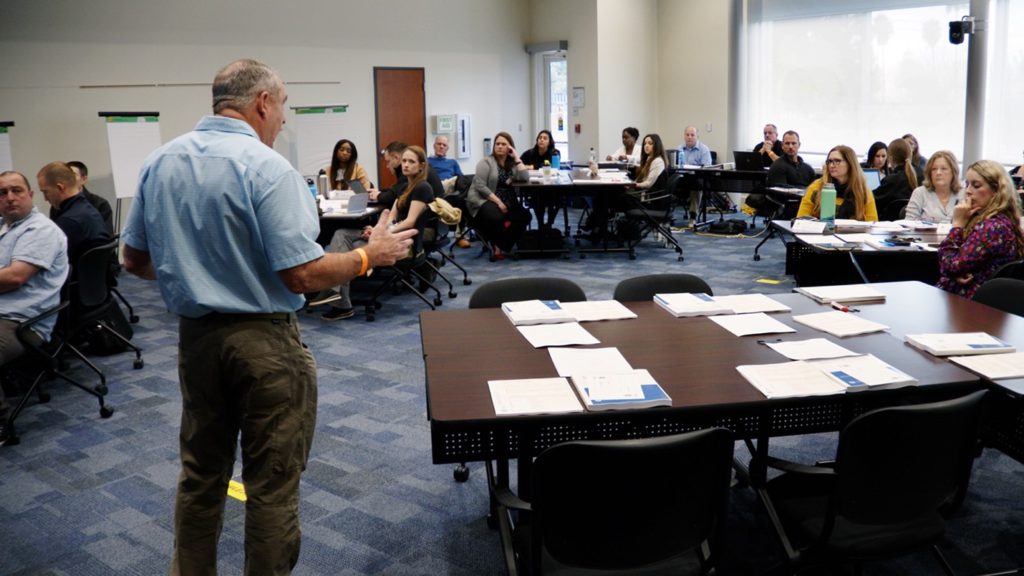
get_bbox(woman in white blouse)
[633,133,667,190]
[607,127,641,164]
[906,150,962,222]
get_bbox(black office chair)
[618,173,684,261]
[468,277,586,310]
[881,198,910,222]
[758,390,987,575]
[108,235,138,323]
[67,239,144,369]
[421,209,471,289]
[991,259,1024,281]
[494,428,734,575]
[974,278,1024,317]
[1,302,113,446]
[451,277,588,483]
[612,273,712,302]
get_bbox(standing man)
[0,171,69,442]
[753,123,783,168]
[37,161,110,271]
[767,130,816,188]
[677,126,713,221]
[121,59,414,575]
[427,135,463,180]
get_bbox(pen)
[831,302,851,312]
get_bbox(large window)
[984,0,1024,164]
[744,1,972,160]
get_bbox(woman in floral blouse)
[937,159,1024,298]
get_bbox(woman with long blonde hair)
[797,145,878,221]
[937,159,1024,298]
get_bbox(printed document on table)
[791,311,889,337]
[834,233,874,244]
[502,299,575,325]
[794,284,886,304]
[736,361,847,398]
[950,352,1024,379]
[548,347,633,377]
[488,377,584,416]
[904,332,1015,356]
[709,313,796,337]
[516,322,599,348]
[766,338,859,360]
[808,354,916,387]
[713,294,791,314]
[791,220,828,234]
[559,300,638,322]
[796,234,847,247]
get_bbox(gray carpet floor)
[1,211,1022,575]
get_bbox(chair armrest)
[16,301,68,340]
[493,485,532,512]
[764,455,837,477]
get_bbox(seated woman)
[323,138,373,191]
[861,141,889,176]
[466,131,530,260]
[316,146,434,320]
[873,138,922,219]
[938,160,1024,299]
[606,127,641,164]
[632,133,668,192]
[519,129,562,229]
[903,133,927,173]
[906,150,962,222]
[797,145,879,221]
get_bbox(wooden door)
[374,67,425,189]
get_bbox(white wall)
[596,0,660,157]
[0,0,532,215]
[656,0,732,157]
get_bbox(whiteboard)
[104,115,162,199]
[291,105,349,176]
[0,126,12,173]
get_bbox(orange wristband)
[354,248,369,276]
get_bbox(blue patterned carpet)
[1,213,1022,575]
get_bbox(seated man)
[58,161,114,236]
[676,126,713,221]
[37,162,111,275]
[427,135,463,180]
[0,171,70,441]
[754,123,783,168]
[767,130,815,188]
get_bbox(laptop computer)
[733,151,764,171]
[346,179,369,196]
[345,192,369,214]
[863,169,882,190]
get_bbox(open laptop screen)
[863,169,882,190]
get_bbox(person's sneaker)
[308,289,342,307]
[321,307,355,321]
[457,237,471,248]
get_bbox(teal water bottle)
[820,183,836,226]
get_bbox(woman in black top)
[861,141,889,176]
[520,129,562,229]
[874,138,922,219]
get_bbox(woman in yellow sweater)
[797,144,878,221]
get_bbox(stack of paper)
[713,294,791,314]
[559,300,638,322]
[548,347,634,377]
[834,219,871,231]
[571,369,672,411]
[791,220,828,234]
[516,322,599,348]
[709,313,796,337]
[501,300,576,326]
[488,378,584,416]
[794,284,886,305]
[654,293,732,317]
[905,332,1015,357]
[791,311,889,337]
[737,354,916,399]
[949,352,1024,379]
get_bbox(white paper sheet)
[709,313,796,337]
[791,311,889,337]
[487,378,584,416]
[765,338,859,360]
[516,322,599,348]
[548,347,633,377]
[559,300,638,322]
[736,361,846,398]
[949,352,1024,380]
[713,294,791,314]
[809,354,916,387]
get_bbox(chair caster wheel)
[96,384,108,395]
[129,315,139,323]
[39,393,51,403]
[133,358,144,369]
[100,406,114,418]
[463,279,472,286]
[753,254,761,261]
[447,291,457,298]
[454,464,469,482]
[433,297,443,306]
[678,256,684,262]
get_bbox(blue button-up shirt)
[427,156,463,180]
[122,116,323,318]
[0,208,69,339]
[677,141,713,166]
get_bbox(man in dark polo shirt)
[64,161,114,236]
[767,130,816,188]
[37,161,110,273]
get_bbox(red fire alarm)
[574,123,581,134]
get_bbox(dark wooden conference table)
[420,281,1024,507]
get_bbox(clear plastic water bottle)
[588,147,598,177]
[820,182,836,226]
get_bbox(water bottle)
[820,183,836,226]
[588,147,598,177]
[317,173,329,197]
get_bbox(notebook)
[863,169,882,190]
[733,150,764,171]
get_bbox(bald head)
[684,126,699,148]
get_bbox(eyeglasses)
[825,158,845,166]
[0,186,29,197]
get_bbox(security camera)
[949,17,974,45]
